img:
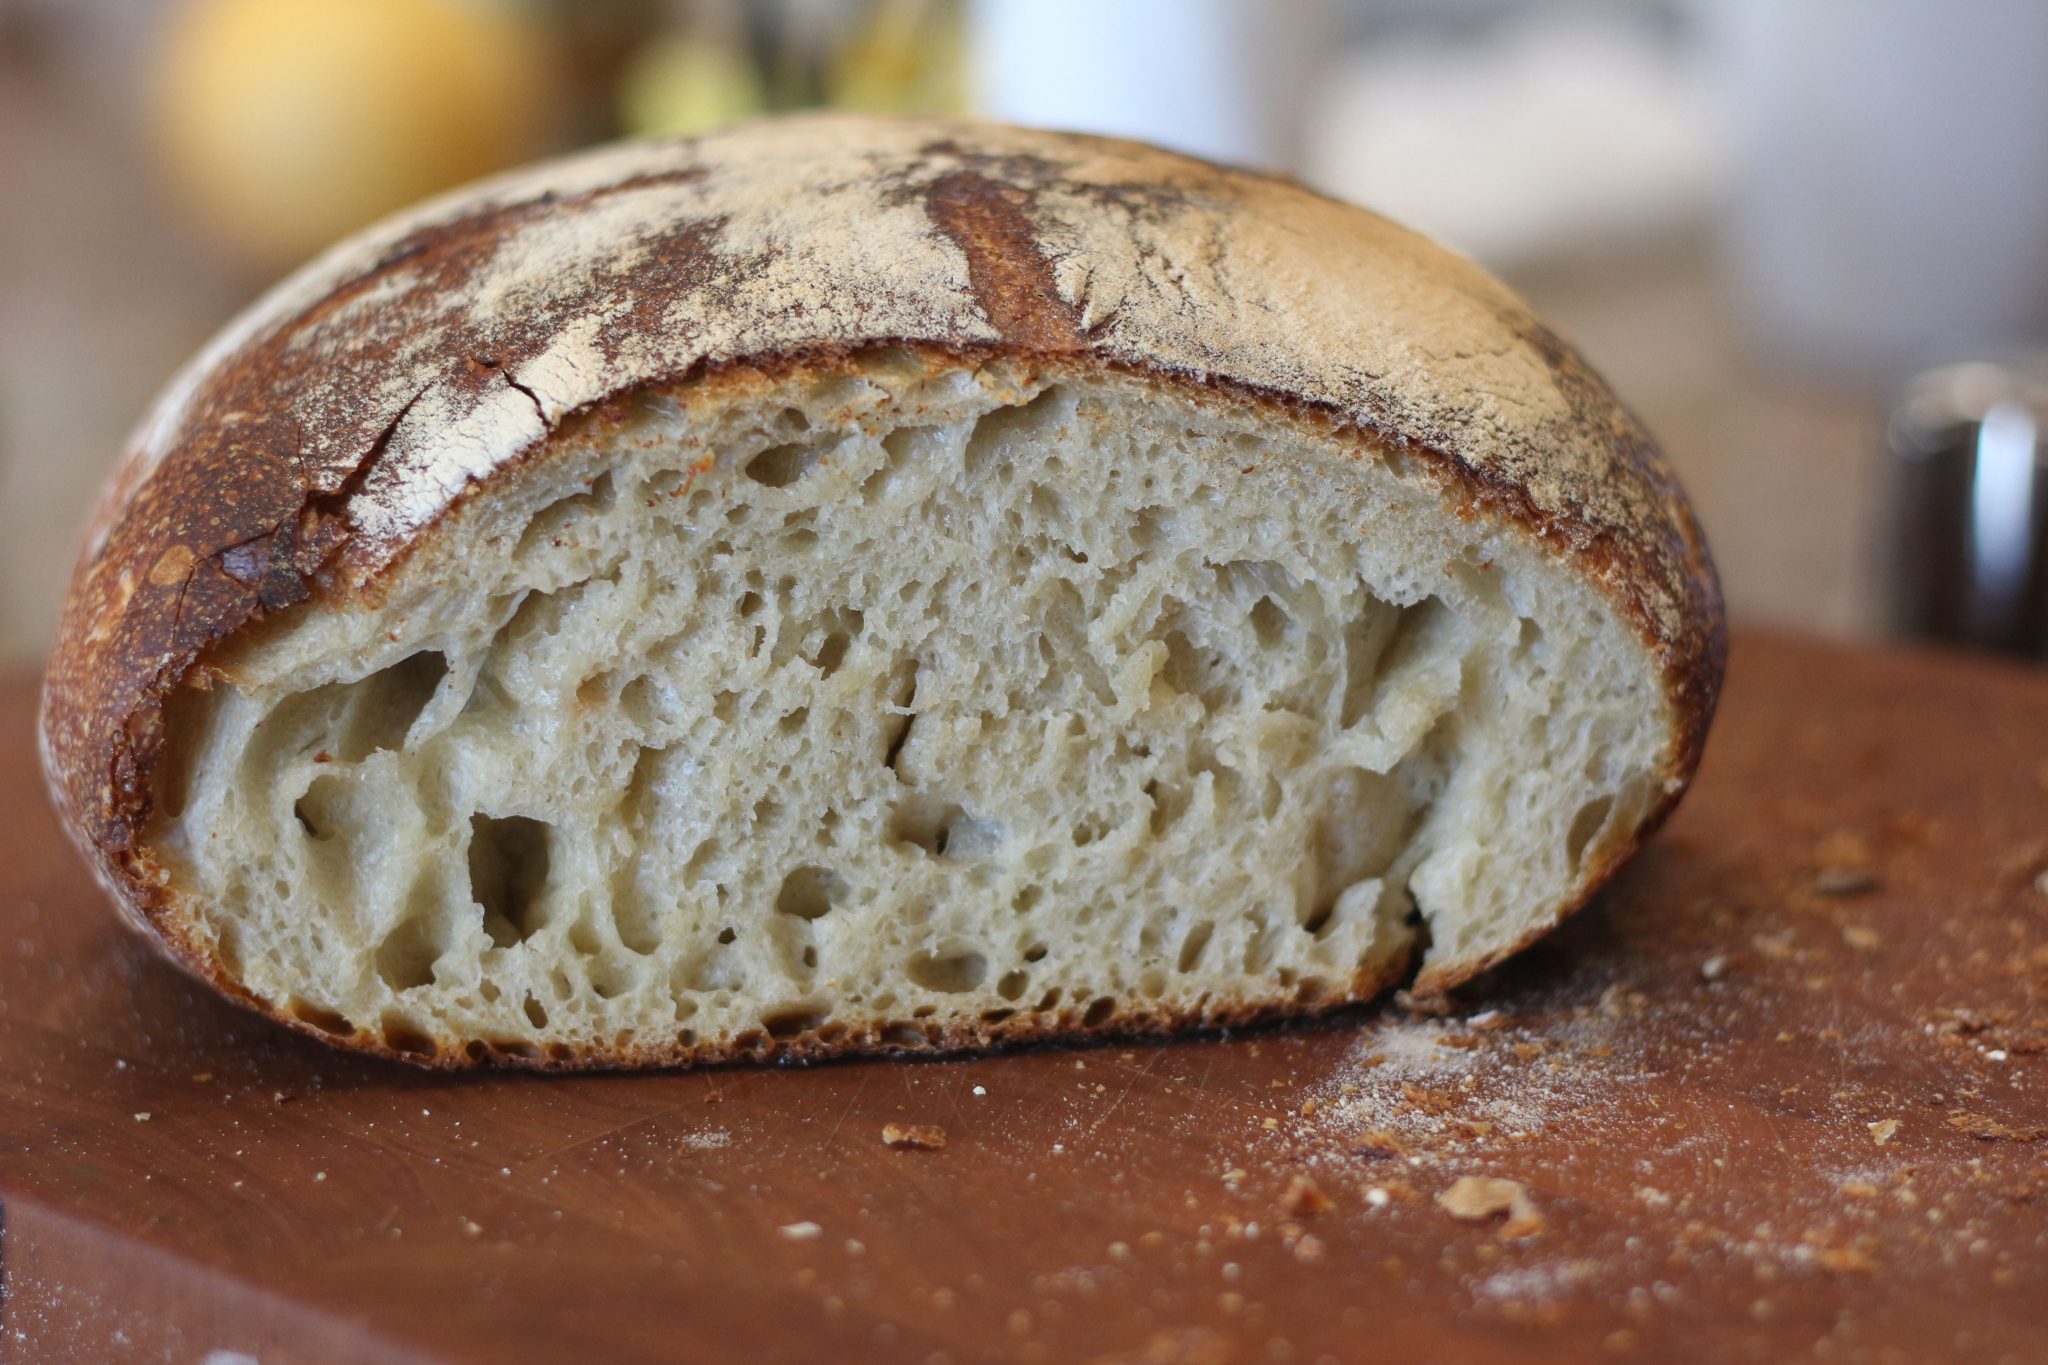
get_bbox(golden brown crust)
[40,114,1723,1067]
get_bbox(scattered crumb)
[1753,931,1796,960]
[1869,1119,1900,1146]
[1843,926,1882,951]
[1438,1176,1544,1239]
[1293,1233,1326,1263]
[778,1222,823,1241]
[132,1112,150,1122]
[1278,1173,1334,1218]
[190,1072,214,1083]
[2034,870,2048,899]
[314,1171,326,1182]
[461,1219,483,1237]
[1948,1111,2046,1141]
[972,1085,987,1096]
[1839,1181,1879,1200]
[881,1122,947,1150]
[1700,955,1729,981]
[1365,1186,1391,1209]
[1808,1242,1878,1273]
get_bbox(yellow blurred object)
[830,0,965,115]
[152,0,557,267]
[617,33,765,139]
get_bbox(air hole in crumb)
[881,1022,926,1047]
[743,442,821,488]
[764,1006,829,1039]
[863,428,923,503]
[1023,943,1048,962]
[907,948,988,993]
[293,775,348,841]
[1176,920,1215,973]
[284,649,450,763]
[380,1015,436,1057]
[522,996,549,1029]
[1012,886,1043,914]
[880,658,919,774]
[375,906,444,992]
[1082,997,1116,1028]
[469,814,552,946]
[776,865,845,920]
[737,590,764,617]
[1036,988,1063,1010]
[287,998,351,1035]
[1159,628,1227,711]
[889,799,1000,857]
[1249,596,1290,648]
[1567,795,1615,868]
[717,926,737,945]
[996,970,1029,1001]
[811,623,857,678]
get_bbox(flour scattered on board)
[678,1127,732,1151]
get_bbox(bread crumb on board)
[881,1122,948,1150]
[1278,1173,1334,1217]
[1438,1176,1545,1239]
[1946,1111,2046,1142]
[1868,1118,1900,1146]
[778,1221,824,1241]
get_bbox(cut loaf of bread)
[42,116,1723,1068]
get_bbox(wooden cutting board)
[2,633,2045,1365]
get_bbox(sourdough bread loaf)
[41,115,1723,1068]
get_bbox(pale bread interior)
[149,353,1669,1061]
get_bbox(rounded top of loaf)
[42,113,1721,860]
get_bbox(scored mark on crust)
[922,171,1087,353]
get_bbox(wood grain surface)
[2,633,2045,1365]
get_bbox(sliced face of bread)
[147,354,1672,1063]
[41,116,1721,1067]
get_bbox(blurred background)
[3,0,2046,668]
